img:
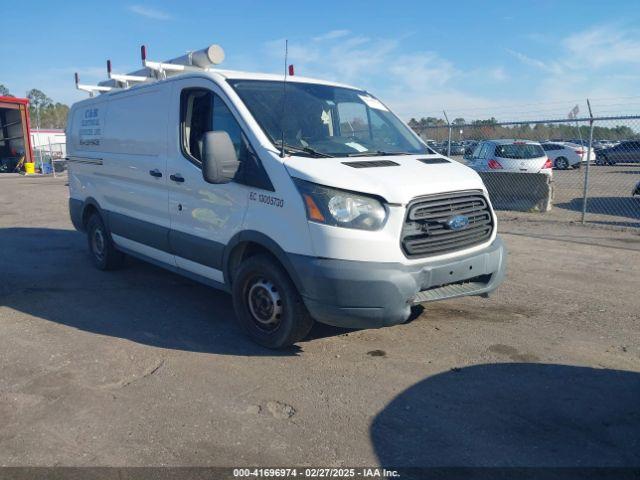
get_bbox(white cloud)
[259,31,505,119]
[563,25,640,68]
[127,5,171,20]
[506,48,564,75]
[488,67,508,82]
[313,30,351,42]
[504,24,640,116]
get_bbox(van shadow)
[555,197,640,227]
[0,228,345,357]
[371,363,640,470]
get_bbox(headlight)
[293,178,387,230]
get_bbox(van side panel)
[68,86,171,264]
[100,86,170,232]
[67,97,110,212]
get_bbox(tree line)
[1,84,69,129]
[2,83,637,140]
[408,116,638,142]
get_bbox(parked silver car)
[468,139,553,176]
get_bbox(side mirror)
[202,131,240,184]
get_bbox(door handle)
[149,169,162,178]
[170,174,185,183]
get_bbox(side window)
[471,143,483,159]
[212,95,251,163]
[180,87,273,191]
[181,89,213,163]
[479,143,492,159]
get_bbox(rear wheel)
[86,213,124,270]
[232,254,314,348]
[554,157,570,170]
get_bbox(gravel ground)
[0,175,639,468]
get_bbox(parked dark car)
[463,141,478,158]
[596,141,640,165]
[439,141,466,156]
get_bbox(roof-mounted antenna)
[279,39,289,158]
[75,72,113,97]
[107,59,147,88]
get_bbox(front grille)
[401,190,493,258]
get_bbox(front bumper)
[289,237,507,329]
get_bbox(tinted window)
[495,143,545,159]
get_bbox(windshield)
[228,80,429,157]
[495,143,545,159]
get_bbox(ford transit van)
[67,46,506,348]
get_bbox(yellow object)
[24,162,35,175]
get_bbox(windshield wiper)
[346,150,414,157]
[275,142,334,158]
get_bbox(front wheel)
[232,254,314,348]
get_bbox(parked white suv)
[66,48,506,347]
[468,140,552,176]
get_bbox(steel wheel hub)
[247,279,283,329]
[92,228,105,260]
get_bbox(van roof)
[74,68,363,106]
[212,69,361,90]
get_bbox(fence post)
[48,138,55,177]
[443,110,452,156]
[581,99,595,224]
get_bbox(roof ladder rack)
[75,73,114,97]
[107,60,148,87]
[141,45,187,79]
[74,43,225,95]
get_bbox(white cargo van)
[67,46,506,348]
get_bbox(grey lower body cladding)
[291,237,506,329]
[69,198,224,271]
[70,198,506,329]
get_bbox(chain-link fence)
[7,142,68,176]
[413,114,640,229]
[34,141,67,175]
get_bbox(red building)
[0,96,34,172]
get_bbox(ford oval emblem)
[446,214,469,230]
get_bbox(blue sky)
[2,0,639,120]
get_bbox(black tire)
[86,213,124,270]
[554,157,570,170]
[232,254,314,348]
